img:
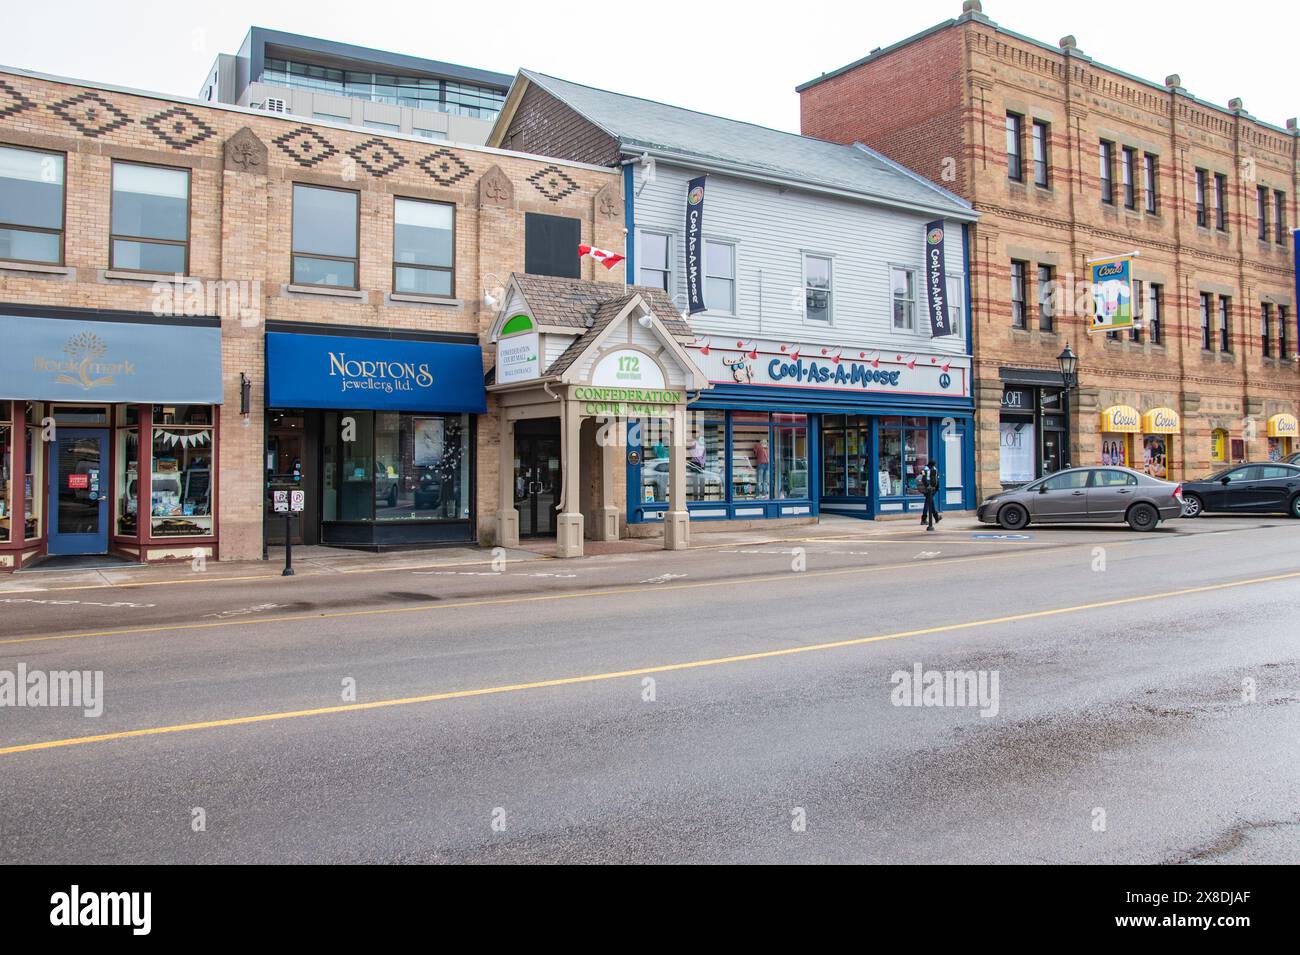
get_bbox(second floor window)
[638,231,671,291]
[1257,187,1269,241]
[524,212,580,279]
[1280,305,1290,359]
[0,144,64,265]
[292,183,359,288]
[1031,120,1049,187]
[1143,154,1158,214]
[804,253,832,323]
[1005,113,1023,182]
[1010,260,1027,329]
[1195,169,1208,227]
[1099,140,1115,204]
[1275,191,1287,245]
[1148,283,1164,345]
[393,197,454,297]
[1214,173,1228,231]
[1036,264,1054,331]
[1261,302,1273,357]
[1218,296,1232,352]
[705,239,736,315]
[1200,292,1212,349]
[111,161,190,274]
[1129,280,1143,343]
[890,265,915,330]
[1121,147,1136,209]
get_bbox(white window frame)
[890,264,918,333]
[946,274,965,339]
[703,238,737,316]
[636,229,673,294]
[802,251,834,324]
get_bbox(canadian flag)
[578,244,625,270]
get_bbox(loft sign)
[328,351,434,395]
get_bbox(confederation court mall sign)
[572,386,683,417]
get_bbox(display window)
[1100,435,1131,467]
[1141,435,1169,478]
[820,414,871,498]
[773,413,809,500]
[686,410,724,503]
[0,408,11,544]
[322,410,470,522]
[150,404,214,538]
[116,424,139,536]
[731,411,771,501]
[878,416,929,497]
[24,402,43,540]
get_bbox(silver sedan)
[976,466,1184,532]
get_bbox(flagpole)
[1085,250,1141,264]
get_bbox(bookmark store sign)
[1089,254,1134,332]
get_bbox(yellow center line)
[3,568,1297,758]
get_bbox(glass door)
[514,419,561,537]
[48,428,109,555]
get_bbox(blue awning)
[266,331,487,413]
[0,311,222,404]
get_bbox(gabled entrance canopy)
[488,274,709,556]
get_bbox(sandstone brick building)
[799,0,1299,499]
[0,65,623,569]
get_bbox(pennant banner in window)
[154,428,211,448]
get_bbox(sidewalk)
[0,512,979,593]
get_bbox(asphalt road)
[1,515,1297,864]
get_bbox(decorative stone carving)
[595,182,621,220]
[223,127,268,174]
[478,164,514,208]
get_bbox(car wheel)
[1181,493,1203,518]
[1127,502,1159,531]
[1290,494,1300,520]
[998,503,1029,530]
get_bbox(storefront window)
[150,404,214,537]
[773,414,809,499]
[323,411,469,522]
[821,414,870,498]
[116,425,139,536]
[1101,435,1130,468]
[1142,435,1168,478]
[731,411,770,500]
[1211,429,1227,464]
[878,427,902,498]
[0,411,10,543]
[878,417,929,496]
[686,410,724,502]
[24,403,43,540]
[374,412,470,520]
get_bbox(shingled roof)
[507,71,974,221]
[509,273,692,337]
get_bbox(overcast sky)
[1,0,1296,132]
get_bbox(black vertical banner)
[924,219,952,337]
[685,176,707,314]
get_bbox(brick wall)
[799,13,1300,499]
[0,70,625,561]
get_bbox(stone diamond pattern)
[49,91,131,138]
[0,79,35,119]
[142,105,217,150]
[417,148,473,187]
[527,164,579,202]
[272,125,339,168]
[347,138,408,177]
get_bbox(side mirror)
[1220,477,1230,486]
[1038,485,1049,494]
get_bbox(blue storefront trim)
[626,383,976,523]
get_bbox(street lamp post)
[1056,344,1079,470]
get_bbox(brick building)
[0,65,623,570]
[799,0,1299,499]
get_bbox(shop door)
[515,420,562,537]
[48,428,109,555]
[266,413,320,546]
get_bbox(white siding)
[633,164,969,356]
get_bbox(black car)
[1180,462,1300,518]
